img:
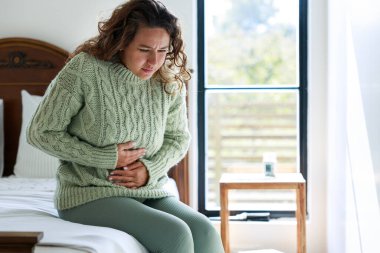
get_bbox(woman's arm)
[27,56,118,169]
[139,88,191,186]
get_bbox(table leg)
[296,183,306,253]
[220,184,230,253]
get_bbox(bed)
[0,37,190,253]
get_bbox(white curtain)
[327,0,380,252]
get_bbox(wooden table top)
[220,173,306,184]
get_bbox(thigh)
[144,197,210,230]
[58,197,194,253]
[144,197,225,253]
[144,197,208,223]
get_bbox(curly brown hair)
[70,0,191,92]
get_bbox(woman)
[27,0,224,252]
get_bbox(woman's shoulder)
[150,80,187,105]
[62,52,90,72]
[66,52,97,67]
[164,82,187,97]
[64,52,113,77]
[150,79,180,95]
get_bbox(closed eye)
[138,48,168,53]
[138,48,150,52]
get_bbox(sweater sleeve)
[140,87,191,186]
[27,55,118,169]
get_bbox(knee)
[190,213,216,237]
[192,215,225,253]
[179,224,194,248]
[166,218,194,252]
[197,217,220,241]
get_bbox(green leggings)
[58,196,225,253]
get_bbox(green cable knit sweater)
[27,52,191,210]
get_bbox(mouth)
[142,67,154,74]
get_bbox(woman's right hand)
[116,142,145,168]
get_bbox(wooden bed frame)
[0,37,189,251]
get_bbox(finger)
[126,161,143,170]
[123,150,145,161]
[125,150,146,163]
[108,172,134,179]
[109,169,129,176]
[119,141,135,150]
[127,148,145,156]
[108,175,134,182]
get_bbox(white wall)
[349,0,380,207]
[0,0,122,52]
[0,0,328,252]
[326,0,348,251]
[0,0,195,68]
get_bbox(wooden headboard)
[0,37,189,204]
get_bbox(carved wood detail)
[0,51,54,69]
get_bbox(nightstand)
[220,173,306,253]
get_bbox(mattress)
[0,177,148,253]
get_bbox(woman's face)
[121,26,170,80]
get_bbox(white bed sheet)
[0,177,148,253]
[0,99,4,176]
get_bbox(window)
[197,0,307,217]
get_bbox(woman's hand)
[108,161,149,188]
[116,142,145,168]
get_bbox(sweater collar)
[112,62,148,85]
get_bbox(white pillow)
[13,90,60,178]
[0,99,4,176]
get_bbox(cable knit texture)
[27,52,191,210]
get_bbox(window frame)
[197,0,308,218]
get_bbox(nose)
[148,52,157,65]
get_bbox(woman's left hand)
[108,161,149,188]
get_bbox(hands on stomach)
[108,141,148,189]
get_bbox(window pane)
[205,90,299,210]
[206,0,299,86]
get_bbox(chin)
[138,71,155,80]
[139,75,152,80]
